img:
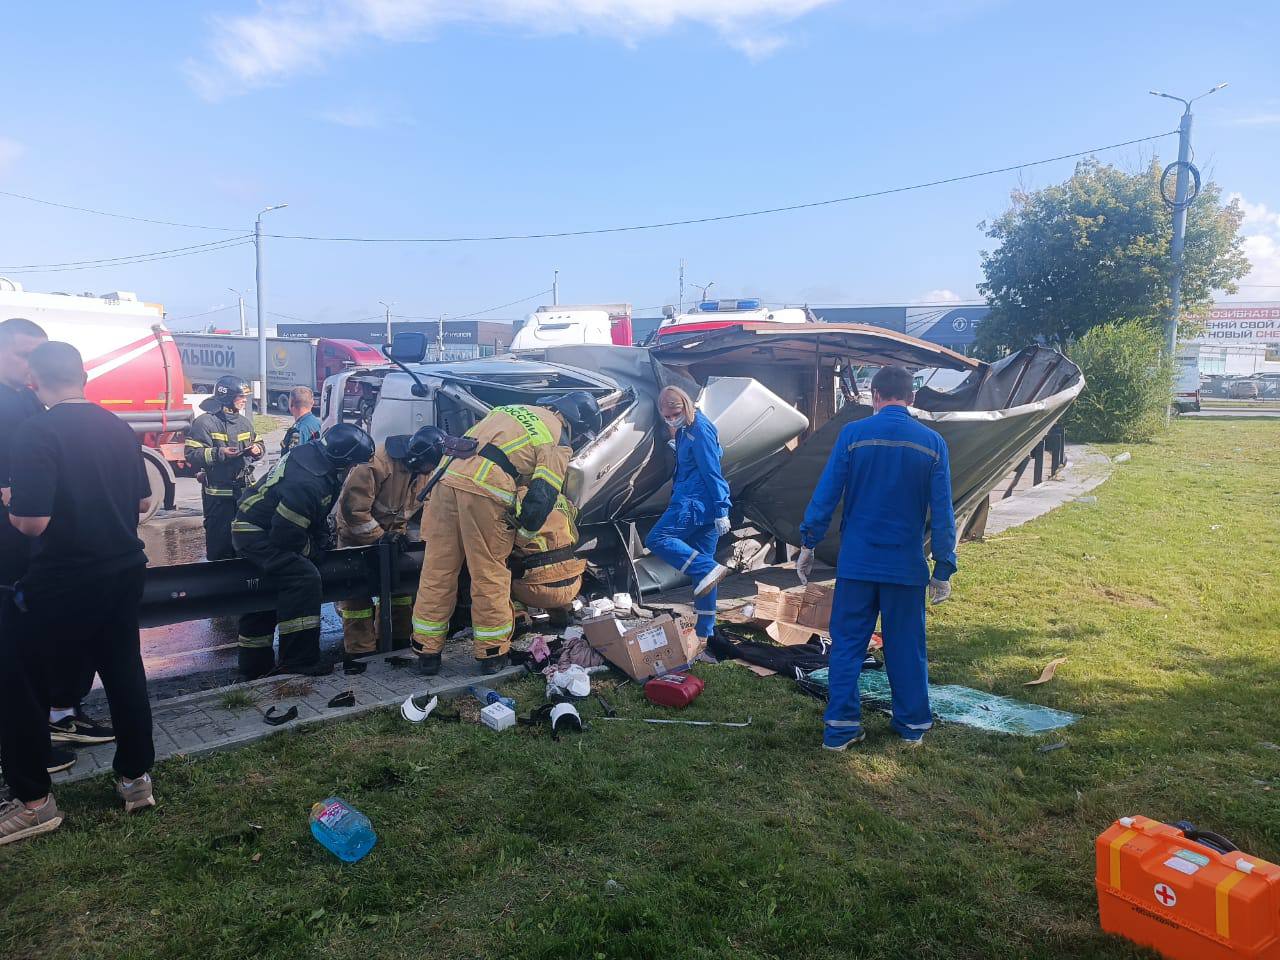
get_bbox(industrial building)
[274,319,517,359]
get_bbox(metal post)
[678,259,685,314]
[552,270,559,306]
[254,217,267,416]
[377,540,395,653]
[253,203,287,416]
[380,300,393,347]
[437,315,445,361]
[235,294,246,336]
[1166,107,1193,361]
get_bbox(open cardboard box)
[750,582,834,645]
[582,613,705,682]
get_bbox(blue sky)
[2,0,1278,328]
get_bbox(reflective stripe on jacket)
[234,443,338,555]
[440,404,570,533]
[186,410,259,490]
[511,494,585,585]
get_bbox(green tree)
[974,158,1249,358]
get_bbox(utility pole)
[254,203,287,415]
[1150,83,1227,361]
[678,259,685,314]
[437,314,446,361]
[229,288,247,336]
[552,270,559,306]
[379,300,393,347]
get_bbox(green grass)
[219,690,254,711]
[3,420,1278,960]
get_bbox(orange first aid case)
[1096,816,1280,959]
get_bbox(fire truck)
[0,279,192,520]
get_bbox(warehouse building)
[275,319,517,359]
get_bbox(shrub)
[1065,321,1175,443]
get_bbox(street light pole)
[229,288,246,336]
[379,300,393,348]
[1150,83,1226,361]
[553,270,559,306]
[254,203,287,416]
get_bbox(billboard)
[1188,303,1280,344]
[812,304,987,348]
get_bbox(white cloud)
[1228,112,1280,128]
[316,103,414,128]
[916,288,962,303]
[0,138,24,176]
[188,0,840,96]
[1228,192,1280,294]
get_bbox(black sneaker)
[47,748,77,774]
[50,714,115,745]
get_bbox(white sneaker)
[693,563,731,599]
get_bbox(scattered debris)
[1037,741,1068,753]
[1025,657,1068,686]
[480,702,517,732]
[327,691,356,709]
[251,853,263,864]
[546,665,592,700]
[1113,452,1131,464]
[384,655,414,669]
[400,694,438,723]
[604,879,624,896]
[1260,742,1280,752]
[1074,496,1098,504]
[342,659,368,676]
[262,705,298,726]
[598,715,751,729]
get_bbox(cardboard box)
[582,614,705,681]
[751,582,835,645]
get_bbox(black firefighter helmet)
[385,426,447,473]
[317,423,375,469]
[536,391,601,450]
[200,375,251,413]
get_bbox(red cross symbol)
[1154,883,1177,907]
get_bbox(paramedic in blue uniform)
[644,385,733,639]
[796,365,956,749]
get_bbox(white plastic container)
[480,702,516,732]
[611,593,634,615]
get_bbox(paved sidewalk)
[984,444,1113,536]
[54,645,521,786]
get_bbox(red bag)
[644,673,705,709]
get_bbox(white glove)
[714,515,731,536]
[796,546,815,585]
[927,577,952,605]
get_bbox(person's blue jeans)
[645,504,721,637]
[824,577,932,742]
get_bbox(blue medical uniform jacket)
[671,410,731,525]
[799,405,957,587]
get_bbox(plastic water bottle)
[468,685,516,711]
[309,797,377,863]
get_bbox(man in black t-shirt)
[0,342,157,845]
[0,318,47,597]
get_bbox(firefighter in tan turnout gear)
[509,493,586,628]
[411,392,601,676]
[336,427,444,655]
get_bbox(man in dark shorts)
[0,342,157,845]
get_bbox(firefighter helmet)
[318,423,375,469]
[536,391,602,449]
[201,375,252,412]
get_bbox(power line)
[386,288,554,322]
[0,236,252,271]
[0,189,241,233]
[0,238,252,274]
[167,304,239,322]
[1,132,1178,249]
[261,132,1178,243]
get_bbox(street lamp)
[1147,84,1227,361]
[228,287,247,336]
[379,300,394,348]
[254,203,287,415]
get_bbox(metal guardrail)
[1001,423,1067,499]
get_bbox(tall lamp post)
[228,287,247,336]
[379,300,394,348]
[254,203,288,415]
[1149,83,1227,361]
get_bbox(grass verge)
[2,420,1278,960]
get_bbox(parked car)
[1228,378,1261,401]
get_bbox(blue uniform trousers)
[824,577,932,741]
[645,507,720,637]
